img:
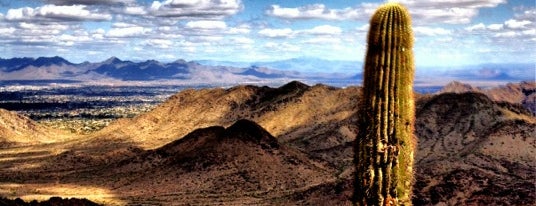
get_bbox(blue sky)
[0,0,534,67]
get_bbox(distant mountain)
[0,56,308,82]
[94,57,190,80]
[428,63,534,81]
[0,56,532,85]
[199,57,361,76]
[0,56,73,73]
[441,81,536,115]
[0,57,34,72]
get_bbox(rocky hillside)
[93,81,359,150]
[0,81,534,205]
[413,92,535,205]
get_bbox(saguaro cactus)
[354,2,415,206]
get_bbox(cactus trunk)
[354,3,415,206]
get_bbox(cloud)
[185,20,227,30]
[264,42,300,52]
[42,0,135,6]
[258,28,294,38]
[504,19,531,29]
[486,24,503,31]
[106,26,151,38]
[227,24,251,34]
[514,7,535,21]
[267,1,506,25]
[301,25,342,35]
[413,26,451,36]
[123,6,147,15]
[0,27,16,35]
[5,4,112,22]
[303,37,341,44]
[231,37,254,45]
[265,4,373,21]
[144,39,174,49]
[149,0,242,19]
[399,0,507,24]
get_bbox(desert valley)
[0,79,534,205]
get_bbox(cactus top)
[368,2,413,51]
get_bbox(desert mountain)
[94,119,334,204]
[0,81,534,205]
[92,81,358,150]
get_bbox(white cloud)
[0,27,16,35]
[106,26,150,38]
[302,25,342,35]
[504,19,531,29]
[149,0,242,19]
[43,0,135,5]
[267,1,506,25]
[123,6,147,15]
[112,22,138,28]
[465,23,485,31]
[514,7,536,21]
[258,28,294,38]
[17,22,70,35]
[487,24,503,31]
[399,0,507,24]
[303,37,341,44]
[413,26,451,36]
[145,39,174,49]
[266,4,372,21]
[190,36,224,42]
[5,5,112,22]
[185,20,227,30]
[264,42,300,52]
[227,24,251,34]
[231,37,254,45]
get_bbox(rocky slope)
[102,119,334,204]
[0,108,71,147]
[413,92,535,205]
[0,81,534,205]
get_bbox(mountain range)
[0,81,534,205]
[0,56,533,85]
[0,56,301,83]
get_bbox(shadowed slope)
[100,119,334,204]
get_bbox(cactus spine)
[354,3,415,206]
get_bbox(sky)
[0,0,534,67]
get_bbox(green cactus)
[354,2,415,206]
